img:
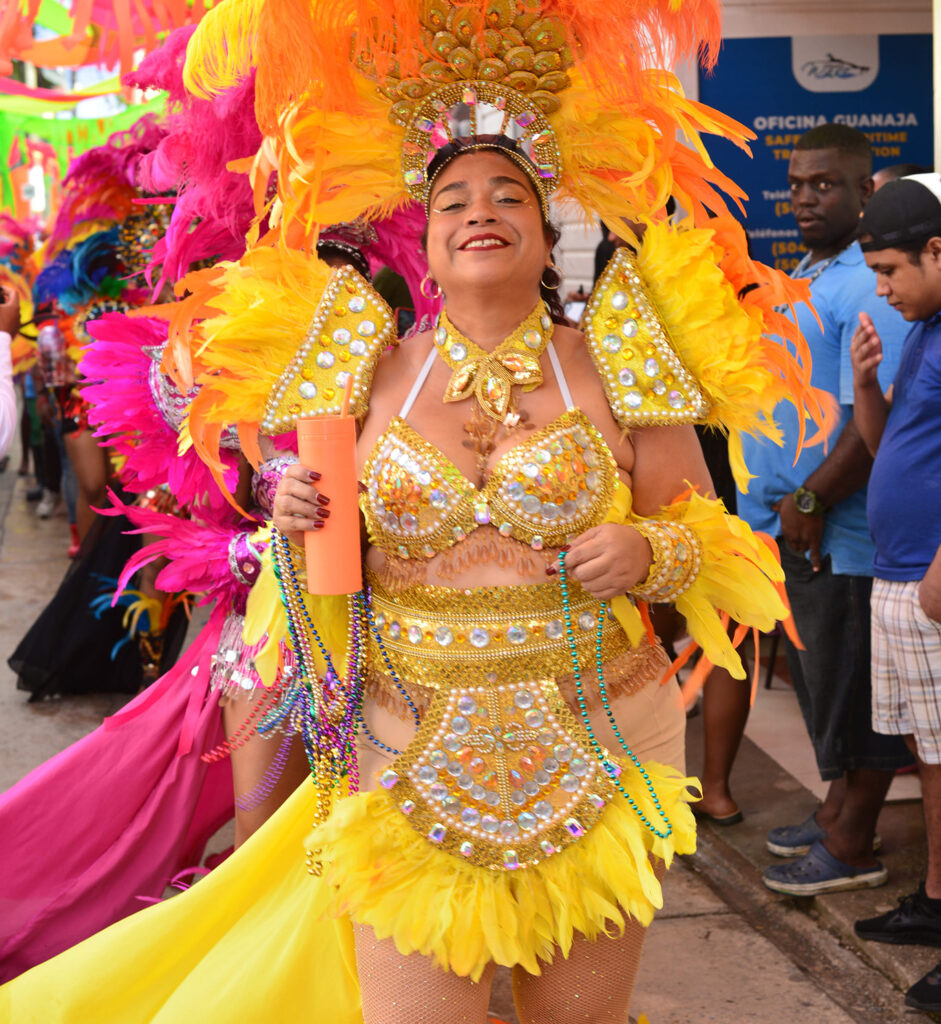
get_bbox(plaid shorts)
[871,577,941,763]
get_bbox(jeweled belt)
[364,571,632,689]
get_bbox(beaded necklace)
[435,300,553,423]
[272,528,366,868]
[557,551,673,840]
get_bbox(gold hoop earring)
[420,273,442,300]
[541,263,562,291]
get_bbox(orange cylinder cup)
[296,415,363,595]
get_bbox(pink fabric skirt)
[0,609,234,981]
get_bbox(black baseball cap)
[859,173,941,252]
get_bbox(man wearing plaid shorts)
[848,174,941,1015]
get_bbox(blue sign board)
[698,34,933,270]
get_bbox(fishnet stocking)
[511,920,648,1024]
[353,923,497,1024]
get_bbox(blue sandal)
[763,840,887,896]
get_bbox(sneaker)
[855,884,941,947]
[766,813,883,857]
[763,840,888,896]
[36,489,60,518]
[906,960,941,1012]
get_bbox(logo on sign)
[791,36,879,93]
[801,54,870,81]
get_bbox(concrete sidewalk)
[0,449,933,1023]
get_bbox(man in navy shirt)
[738,124,913,896]
[847,174,941,1014]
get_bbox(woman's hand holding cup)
[272,464,330,547]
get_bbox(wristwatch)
[793,485,825,516]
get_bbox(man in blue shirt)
[738,124,912,896]
[846,175,941,1014]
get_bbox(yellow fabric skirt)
[0,780,362,1023]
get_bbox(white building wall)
[555,0,932,296]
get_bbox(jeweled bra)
[361,406,619,559]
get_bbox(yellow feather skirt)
[311,760,696,982]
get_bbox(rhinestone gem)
[623,318,638,338]
[474,502,491,525]
[545,620,564,639]
[357,320,376,337]
[459,840,474,857]
[417,766,438,784]
[643,357,660,377]
[443,735,461,752]
[461,807,481,826]
[542,758,559,774]
[429,750,448,769]
[618,368,636,387]
[535,448,552,465]
[499,521,513,537]
[379,768,399,789]
[401,799,416,814]
[485,791,501,807]
[349,340,367,356]
[316,351,335,369]
[668,389,685,409]
[570,757,589,776]
[510,789,527,806]
[451,715,471,735]
[524,708,545,729]
[388,621,401,639]
[554,743,574,761]
[540,839,558,856]
[564,817,585,837]
[541,502,560,520]
[299,381,317,399]
[335,371,352,389]
[559,773,579,792]
[534,769,551,786]
[652,379,667,395]
[523,329,542,349]
[400,513,418,532]
[407,625,423,644]
[349,296,366,313]
[435,626,454,646]
[470,784,487,800]
[429,488,448,509]
[531,536,544,551]
[625,389,643,409]
[447,760,463,776]
[429,783,448,801]
[449,342,467,361]
[428,823,446,843]
[514,689,534,709]
[457,774,473,790]
[435,326,447,345]
[577,612,596,631]
[506,481,525,500]
[481,814,500,833]
[506,625,527,645]
[443,795,462,813]
[603,333,621,353]
[521,494,541,515]
[503,849,520,870]
[332,328,351,345]
[500,820,521,838]
[469,628,491,648]
[588,793,606,810]
[533,801,553,820]
[518,811,537,830]
[521,462,540,479]
[611,291,628,310]
[523,780,540,796]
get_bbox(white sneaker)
[36,489,60,518]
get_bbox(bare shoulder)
[371,330,434,394]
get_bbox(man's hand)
[919,546,941,622]
[0,286,20,337]
[851,312,883,390]
[777,493,825,572]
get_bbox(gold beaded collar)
[434,301,554,423]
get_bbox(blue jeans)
[778,540,913,780]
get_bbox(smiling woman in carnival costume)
[1,0,836,1021]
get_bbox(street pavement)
[0,451,935,1023]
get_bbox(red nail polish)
[316,508,331,519]
[312,520,326,530]
[316,494,330,506]
[308,471,322,481]
[545,565,557,576]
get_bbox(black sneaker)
[855,884,941,947]
[906,960,941,1012]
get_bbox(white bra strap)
[546,340,575,411]
[398,344,439,420]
